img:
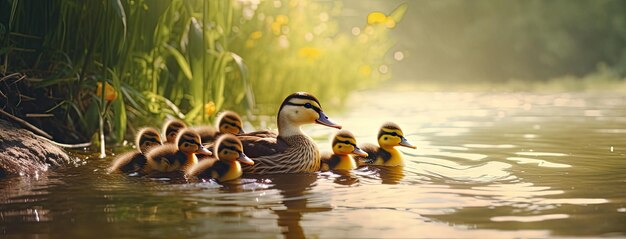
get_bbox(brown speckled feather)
[242,135,320,174]
[238,134,288,158]
[185,157,218,177]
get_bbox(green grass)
[0,0,405,151]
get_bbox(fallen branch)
[0,108,53,139]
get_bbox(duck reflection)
[331,170,360,186]
[252,173,327,239]
[377,166,405,184]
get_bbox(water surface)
[2,91,626,238]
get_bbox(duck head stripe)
[333,139,357,147]
[278,92,321,113]
[139,136,161,146]
[223,114,241,122]
[220,121,243,131]
[178,137,200,147]
[378,129,403,139]
[166,123,185,135]
[219,145,243,154]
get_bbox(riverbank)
[0,119,72,178]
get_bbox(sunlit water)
[2,90,626,238]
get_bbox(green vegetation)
[0,0,404,147]
[352,0,626,84]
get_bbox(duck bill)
[315,111,342,129]
[352,147,369,157]
[399,137,417,149]
[195,146,213,156]
[237,153,255,165]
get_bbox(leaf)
[108,68,126,143]
[230,52,255,109]
[110,0,127,44]
[389,3,408,23]
[164,44,193,80]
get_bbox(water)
[2,90,626,238]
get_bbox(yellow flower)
[367,11,396,29]
[367,12,387,25]
[272,22,282,35]
[250,31,263,40]
[298,47,321,59]
[96,82,117,101]
[385,18,396,29]
[204,101,216,116]
[275,15,289,24]
[245,39,255,48]
[358,65,372,76]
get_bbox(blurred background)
[1,0,626,144]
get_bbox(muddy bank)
[0,119,72,178]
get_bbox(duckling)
[320,130,368,171]
[144,128,212,173]
[162,119,187,143]
[356,122,417,166]
[107,127,163,174]
[185,134,254,181]
[239,92,342,174]
[194,111,245,145]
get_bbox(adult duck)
[240,92,341,174]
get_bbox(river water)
[1,90,626,238]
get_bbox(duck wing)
[185,157,218,177]
[239,134,289,158]
[356,143,379,165]
[239,130,278,138]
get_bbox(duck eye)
[304,103,312,108]
[391,132,398,136]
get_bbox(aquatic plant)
[0,0,403,152]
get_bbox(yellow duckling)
[185,134,254,181]
[162,119,187,143]
[144,128,212,173]
[356,122,417,166]
[320,130,368,171]
[194,111,245,145]
[239,92,342,174]
[107,127,162,174]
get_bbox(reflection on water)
[2,91,626,238]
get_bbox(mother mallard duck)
[240,92,341,174]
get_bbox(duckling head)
[332,130,368,157]
[216,111,244,135]
[163,119,187,143]
[214,134,254,165]
[135,127,163,153]
[277,92,342,136]
[175,128,212,156]
[377,122,417,149]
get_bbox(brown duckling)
[107,127,162,174]
[356,122,416,166]
[144,128,211,173]
[320,130,368,171]
[194,111,245,145]
[162,119,187,143]
[239,92,342,174]
[185,134,254,181]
